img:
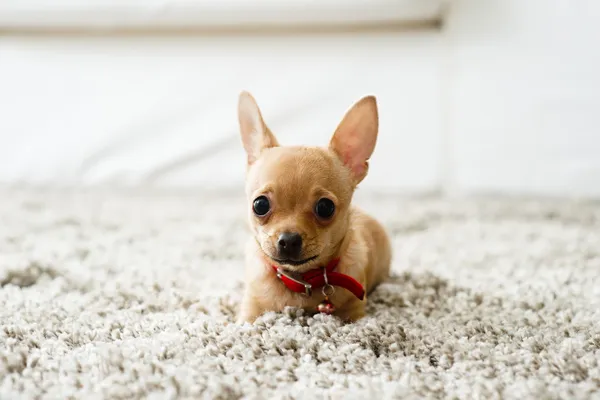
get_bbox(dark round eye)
[315,198,335,219]
[252,196,270,216]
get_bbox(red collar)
[272,258,365,300]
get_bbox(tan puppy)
[236,91,391,324]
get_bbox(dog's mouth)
[269,255,318,267]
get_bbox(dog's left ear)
[238,91,279,165]
[329,95,379,184]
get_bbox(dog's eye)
[315,198,335,219]
[253,196,270,216]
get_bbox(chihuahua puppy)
[236,92,391,324]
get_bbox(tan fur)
[237,92,391,324]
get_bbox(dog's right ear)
[238,91,279,165]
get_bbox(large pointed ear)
[238,91,279,165]
[329,95,379,184]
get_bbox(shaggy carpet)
[1,188,599,400]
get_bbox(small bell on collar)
[316,268,336,314]
[317,296,336,314]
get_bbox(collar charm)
[316,267,336,314]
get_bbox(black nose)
[277,232,302,259]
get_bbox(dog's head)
[238,92,379,272]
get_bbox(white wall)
[0,33,443,192]
[1,0,599,197]
[446,0,600,197]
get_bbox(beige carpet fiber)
[1,188,599,399]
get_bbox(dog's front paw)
[237,298,263,324]
[236,314,255,325]
[336,297,367,323]
[341,310,366,323]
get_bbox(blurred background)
[0,0,598,197]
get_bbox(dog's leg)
[336,296,367,322]
[237,292,264,324]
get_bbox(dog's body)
[236,92,391,323]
